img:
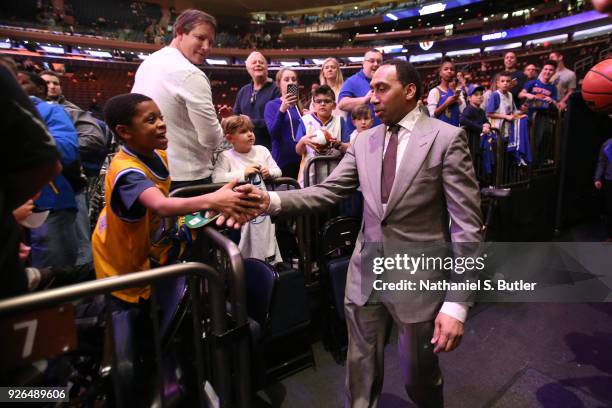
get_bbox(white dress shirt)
[132,46,223,181]
[269,105,469,323]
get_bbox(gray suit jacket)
[277,113,483,323]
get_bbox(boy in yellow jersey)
[93,93,261,308]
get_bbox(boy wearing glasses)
[295,85,350,187]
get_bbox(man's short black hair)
[313,84,336,101]
[104,93,152,136]
[543,59,558,69]
[380,59,422,100]
[19,70,47,98]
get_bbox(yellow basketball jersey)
[92,147,171,303]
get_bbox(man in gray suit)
[253,60,483,407]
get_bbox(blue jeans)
[30,209,78,268]
[75,191,93,265]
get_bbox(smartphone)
[287,83,299,99]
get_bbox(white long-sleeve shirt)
[212,145,281,183]
[213,145,282,263]
[132,46,223,181]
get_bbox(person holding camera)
[212,115,283,262]
[427,57,466,127]
[264,68,303,180]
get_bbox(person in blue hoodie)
[17,71,81,268]
[264,68,302,180]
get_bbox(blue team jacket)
[30,96,79,211]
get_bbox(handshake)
[206,179,271,229]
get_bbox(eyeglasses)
[314,99,334,105]
[364,58,383,64]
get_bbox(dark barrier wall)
[557,91,612,229]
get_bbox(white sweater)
[212,145,282,183]
[132,46,223,181]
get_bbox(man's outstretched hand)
[208,180,266,228]
[209,181,270,228]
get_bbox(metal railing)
[470,110,562,189]
[302,156,343,281]
[266,177,307,274]
[169,184,251,408]
[0,262,222,408]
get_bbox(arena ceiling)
[189,0,382,17]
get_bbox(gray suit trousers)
[344,299,443,408]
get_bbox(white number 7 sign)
[13,319,38,358]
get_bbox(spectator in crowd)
[317,57,345,118]
[304,82,320,113]
[95,93,262,295]
[264,68,303,180]
[460,85,490,162]
[0,64,61,299]
[456,68,477,98]
[338,49,383,133]
[132,9,224,190]
[250,60,482,408]
[17,71,81,269]
[296,85,350,186]
[41,70,108,265]
[40,71,110,180]
[94,94,261,404]
[348,104,374,144]
[519,60,558,119]
[232,51,281,150]
[502,51,528,105]
[461,86,490,135]
[594,137,612,241]
[487,72,520,135]
[549,51,576,111]
[524,63,538,81]
[427,58,465,127]
[520,60,558,165]
[482,73,499,111]
[213,115,283,262]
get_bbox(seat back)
[243,258,278,328]
[320,216,360,259]
[326,257,350,320]
[268,263,311,340]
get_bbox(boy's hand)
[18,242,31,261]
[482,123,491,134]
[505,114,515,121]
[260,166,270,179]
[301,134,325,152]
[13,199,35,222]
[209,180,265,228]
